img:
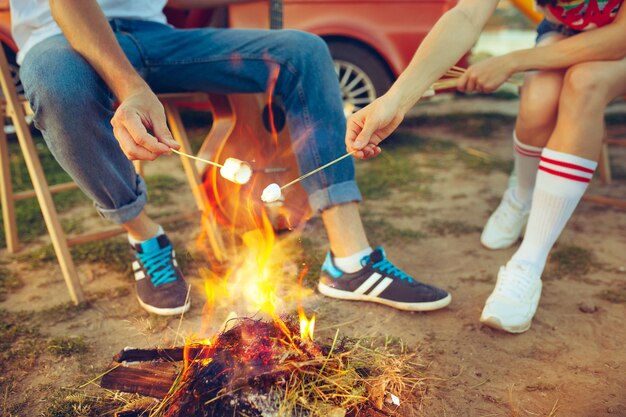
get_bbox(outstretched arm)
[50,0,179,160]
[345,0,499,159]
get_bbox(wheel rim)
[334,59,376,117]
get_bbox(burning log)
[101,317,411,417]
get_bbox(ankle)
[333,247,373,273]
[129,225,164,245]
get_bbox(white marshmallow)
[261,183,282,203]
[220,158,252,185]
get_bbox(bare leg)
[123,210,160,241]
[321,202,370,257]
[548,58,626,158]
[515,35,567,147]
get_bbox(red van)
[0,0,458,111]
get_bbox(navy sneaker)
[131,234,190,316]
[318,247,451,311]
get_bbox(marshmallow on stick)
[220,157,252,185]
[261,183,282,203]
[261,151,356,203]
[171,149,252,185]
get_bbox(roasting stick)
[171,148,253,185]
[261,151,357,202]
[282,150,357,190]
[171,148,224,168]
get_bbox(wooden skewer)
[281,151,357,190]
[171,148,224,168]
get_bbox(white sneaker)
[480,261,542,333]
[481,188,529,250]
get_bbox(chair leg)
[0,116,19,253]
[0,48,85,304]
[12,119,85,303]
[162,100,226,261]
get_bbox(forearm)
[387,0,498,114]
[166,0,253,9]
[507,22,626,73]
[50,0,148,100]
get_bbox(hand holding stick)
[423,66,522,97]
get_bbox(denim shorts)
[536,19,581,44]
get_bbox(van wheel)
[327,40,393,117]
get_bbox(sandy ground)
[1,97,625,417]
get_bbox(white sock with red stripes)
[512,132,543,206]
[511,148,597,272]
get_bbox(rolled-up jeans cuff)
[95,176,148,224]
[308,180,362,213]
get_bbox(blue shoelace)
[366,256,414,283]
[137,245,177,286]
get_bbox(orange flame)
[187,53,315,352]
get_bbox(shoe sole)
[480,315,531,334]
[137,296,191,316]
[480,236,520,251]
[318,283,451,311]
[480,220,528,251]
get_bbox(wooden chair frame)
[0,48,228,304]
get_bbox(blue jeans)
[19,19,361,224]
[536,19,581,44]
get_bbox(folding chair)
[0,48,227,305]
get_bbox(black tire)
[327,40,393,116]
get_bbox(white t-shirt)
[10,0,168,64]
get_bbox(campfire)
[98,202,426,416]
[96,61,428,417]
[101,316,426,417]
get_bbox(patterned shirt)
[542,0,623,30]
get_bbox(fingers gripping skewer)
[261,151,357,203]
[423,65,523,98]
[171,148,252,185]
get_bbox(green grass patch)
[0,189,89,247]
[46,336,90,357]
[145,174,185,206]
[0,309,43,374]
[18,237,132,274]
[0,266,23,301]
[356,135,434,200]
[362,216,427,245]
[35,302,91,324]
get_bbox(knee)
[275,30,332,65]
[561,63,610,108]
[516,74,560,135]
[21,48,112,127]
